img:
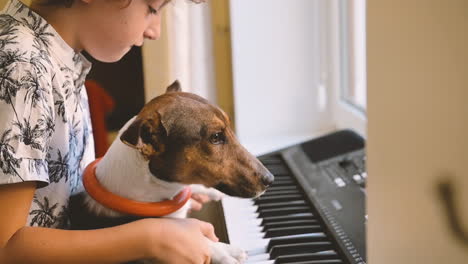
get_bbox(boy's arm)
[0,182,150,263]
[0,182,216,264]
[0,182,36,248]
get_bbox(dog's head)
[120,81,273,198]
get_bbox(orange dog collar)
[82,158,192,217]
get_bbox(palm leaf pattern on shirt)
[48,149,70,183]
[21,14,53,51]
[0,65,21,104]
[30,196,58,227]
[0,129,22,178]
[28,158,47,175]
[53,91,67,123]
[0,50,27,106]
[12,118,44,151]
[0,49,27,68]
[21,68,49,108]
[36,104,55,139]
[0,15,19,48]
[30,50,51,75]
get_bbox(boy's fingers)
[192,193,211,204]
[190,199,203,211]
[197,220,219,242]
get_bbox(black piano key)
[270,241,334,259]
[266,164,291,175]
[261,213,315,226]
[262,219,319,231]
[259,157,284,166]
[274,251,340,264]
[264,225,323,238]
[270,180,295,188]
[265,185,299,192]
[272,175,294,181]
[256,200,307,211]
[259,206,310,218]
[279,260,343,264]
[262,189,302,197]
[267,233,329,251]
[255,194,304,205]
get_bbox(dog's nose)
[261,172,274,187]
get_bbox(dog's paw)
[209,241,247,264]
[190,184,226,201]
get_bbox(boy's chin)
[87,49,130,63]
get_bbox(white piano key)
[222,196,265,248]
[246,260,274,264]
[247,244,268,256]
[245,253,270,263]
[243,239,269,252]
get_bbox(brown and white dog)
[70,81,274,264]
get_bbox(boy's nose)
[145,17,162,40]
[144,28,159,40]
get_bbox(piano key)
[269,241,334,258]
[270,175,294,181]
[262,185,299,192]
[275,250,340,263]
[261,189,302,197]
[266,233,328,251]
[270,179,295,186]
[258,206,311,218]
[246,261,343,264]
[264,225,323,238]
[255,194,304,204]
[259,157,284,166]
[245,250,340,264]
[275,260,343,264]
[247,233,327,256]
[264,164,291,175]
[245,253,271,263]
[261,212,315,225]
[262,219,319,231]
[256,200,307,211]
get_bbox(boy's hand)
[190,193,212,211]
[145,218,218,264]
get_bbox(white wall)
[229,0,335,155]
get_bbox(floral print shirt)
[0,0,95,228]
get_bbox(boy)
[0,0,216,263]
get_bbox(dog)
[70,80,274,264]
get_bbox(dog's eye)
[209,132,225,145]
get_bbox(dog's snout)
[261,171,274,187]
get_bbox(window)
[328,0,367,137]
[340,0,367,112]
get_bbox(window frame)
[327,0,367,138]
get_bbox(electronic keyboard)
[221,130,366,264]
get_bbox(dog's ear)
[166,80,182,93]
[120,114,167,159]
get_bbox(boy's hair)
[35,0,205,8]
[35,0,74,7]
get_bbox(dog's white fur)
[84,117,247,264]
